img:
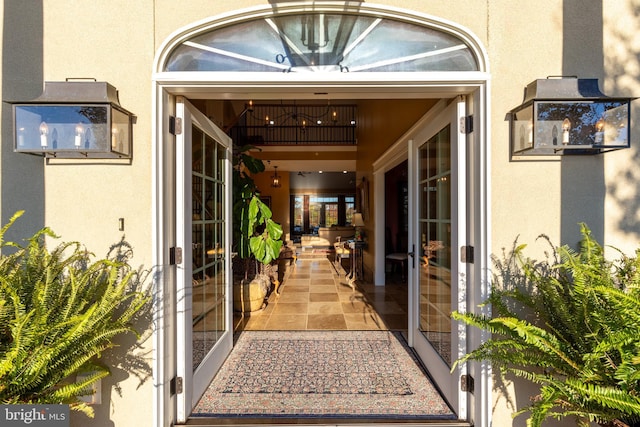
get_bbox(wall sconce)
[509,77,637,155]
[271,165,282,188]
[12,80,135,159]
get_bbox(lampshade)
[352,212,364,227]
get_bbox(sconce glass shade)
[12,81,134,159]
[509,78,636,155]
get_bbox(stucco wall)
[1,2,46,244]
[37,2,156,427]
[2,1,639,426]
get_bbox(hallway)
[189,257,474,425]
[234,256,408,332]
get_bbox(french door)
[409,97,468,419]
[175,97,233,423]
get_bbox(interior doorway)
[384,160,409,283]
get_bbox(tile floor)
[234,256,408,332]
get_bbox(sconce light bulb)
[39,121,48,148]
[562,118,571,144]
[111,126,119,149]
[75,123,84,148]
[332,110,337,122]
[595,118,605,144]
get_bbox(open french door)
[408,96,468,419]
[175,97,233,423]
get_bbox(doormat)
[192,331,455,419]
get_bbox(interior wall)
[253,171,291,237]
[357,99,438,281]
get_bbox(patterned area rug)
[192,331,455,419]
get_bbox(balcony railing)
[229,104,357,146]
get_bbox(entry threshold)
[183,418,472,427]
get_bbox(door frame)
[153,80,492,427]
[152,5,492,427]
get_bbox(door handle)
[407,244,415,268]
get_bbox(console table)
[347,240,367,282]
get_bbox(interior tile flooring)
[234,256,408,332]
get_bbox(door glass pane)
[418,125,452,366]
[192,126,227,370]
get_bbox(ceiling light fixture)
[228,102,357,145]
[271,165,282,188]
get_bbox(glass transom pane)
[165,13,478,72]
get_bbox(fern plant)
[452,224,640,427]
[0,211,149,417]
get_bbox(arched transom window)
[165,13,479,72]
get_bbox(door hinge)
[169,116,182,135]
[460,115,473,134]
[170,376,183,395]
[461,374,474,394]
[461,245,474,264]
[169,247,183,265]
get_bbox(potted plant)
[232,145,283,312]
[452,224,640,427]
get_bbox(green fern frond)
[455,224,640,427]
[0,212,150,417]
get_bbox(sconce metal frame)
[11,80,135,159]
[509,77,636,156]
